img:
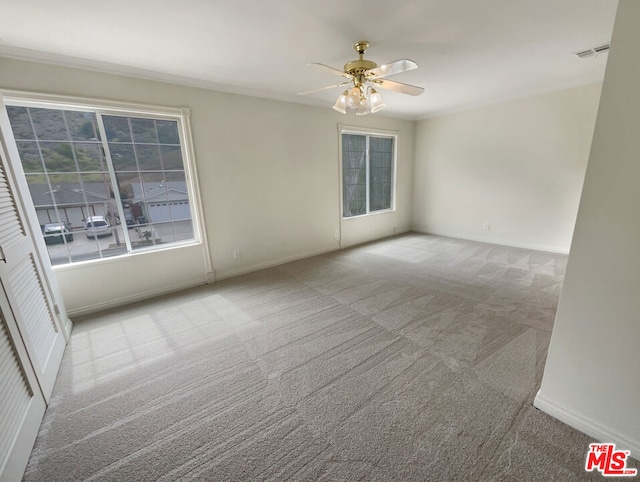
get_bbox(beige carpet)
[22,234,634,481]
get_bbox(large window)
[341,131,395,218]
[5,99,199,266]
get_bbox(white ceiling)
[0,0,618,119]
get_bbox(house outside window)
[4,98,200,265]
[341,130,396,218]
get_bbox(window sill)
[50,239,204,272]
[342,208,395,220]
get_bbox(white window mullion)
[95,113,132,254]
[365,135,370,214]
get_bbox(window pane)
[136,145,163,171]
[342,134,367,217]
[160,146,184,170]
[26,172,82,225]
[64,111,102,142]
[147,220,194,244]
[114,171,140,206]
[39,142,77,172]
[131,221,163,251]
[369,136,393,213]
[131,219,193,252]
[131,118,158,144]
[109,143,138,171]
[6,106,36,140]
[15,141,44,173]
[74,143,105,171]
[29,108,69,141]
[130,173,190,223]
[156,120,180,145]
[103,116,132,143]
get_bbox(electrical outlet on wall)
[334,230,339,239]
[233,249,241,259]
[483,221,491,230]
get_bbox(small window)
[5,100,199,265]
[341,131,395,218]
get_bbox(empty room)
[1,0,639,480]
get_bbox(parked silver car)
[84,216,113,239]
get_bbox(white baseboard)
[412,228,570,254]
[534,390,640,460]
[66,278,207,318]
[63,317,73,338]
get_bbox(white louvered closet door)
[0,98,68,481]
[0,286,47,482]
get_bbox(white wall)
[412,84,601,252]
[0,58,414,314]
[535,0,640,456]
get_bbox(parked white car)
[84,216,113,239]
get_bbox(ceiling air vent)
[575,44,610,59]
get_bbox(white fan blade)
[307,63,354,80]
[366,59,418,79]
[298,81,351,96]
[373,78,424,96]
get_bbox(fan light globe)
[333,91,348,114]
[369,89,386,113]
[346,87,361,109]
[355,96,371,116]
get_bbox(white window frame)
[1,90,210,271]
[339,125,398,219]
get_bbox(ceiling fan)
[298,41,424,115]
